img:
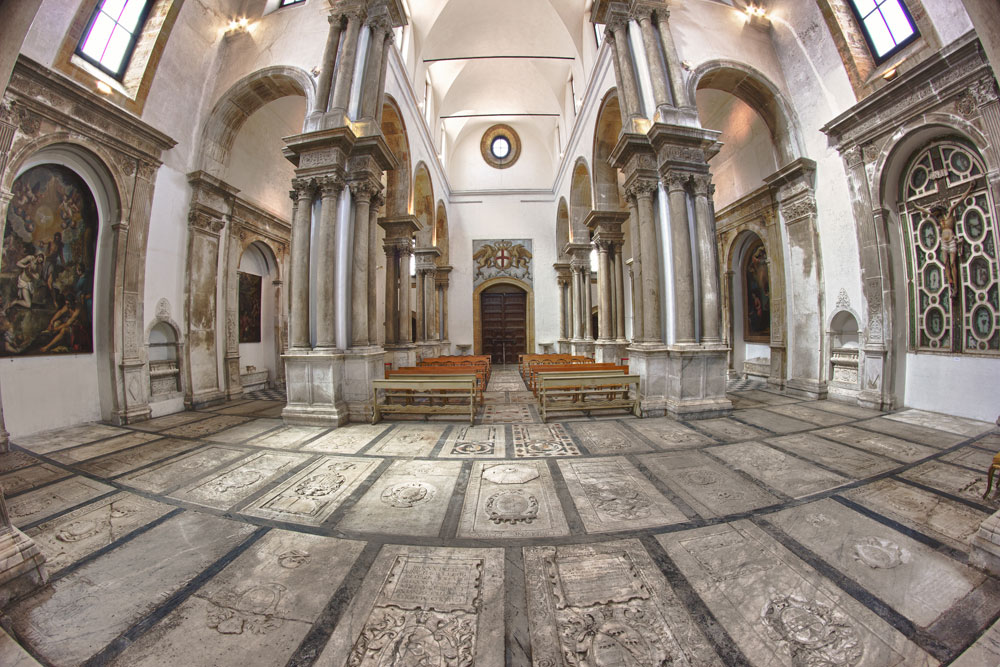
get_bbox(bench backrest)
[539,373,639,389]
[373,376,478,391]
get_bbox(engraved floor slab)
[440,424,506,458]
[659,520,934,666]
[300,424,392,454]
[26,492,173,573]
[766,432,899,477]
[214,400,280,416]
[241,456,380,525]
[508,391,536,404]
[732,408,815,434]
[0,450,42,473]
[338,460,462,536]
[692,417,771,442]
[843,478,991,553]
[512,424,579,457]
[46,432,162,464]
[366,424,446,456]
[855,417,967,447]
[314,545,504,667]
[128,411,215,432]
[15,424,129,454]
[525,539,723,666]
[566,420,654,454]
[117,445,248,494]
[885,409,994,437]
[950,615,1000,666]
[627,417,715,449]
[812,425,940,463]
[75,438,201,478]
[640,450,780,518]
[0,464,70,496]
[942,444,998,471]
[108,531,365,667]
[765,403,856,426]
[736,389,802,405]
[807,400,885,420]
[244,425,328,450]
[481,391,507,405]
[7,476,114,526]
[770,498,990,628]
[7,512,256,667]
[481,404,534,424]
[457,461,570,539]
[205,418,282,444]
[162,414,251,438]
[901,460,1000,509]
[709,441,849,498]
[558,457,686,531]
[168,451,308,510]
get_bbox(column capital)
[291,177,317,201]
[318,173,345,197]
[349,179,381,203]
[625,178,658,202]
[662,170,690,193]
[690,173,713,197]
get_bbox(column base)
[0,526,48,607]
[571,339,595,358]
[971,509,1000,576]
[415,341,440,362]
[224,355,243,400]
[114,361,153,424]
[385,343,417,369]
[282,349,348,427]
[594,340,628,364]
[666,344,732,420]
[557,339,572,354]
[343,346,385,423]
[786,377,828,400]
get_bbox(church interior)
[1,0,1000,664]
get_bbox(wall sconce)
[745,4,771,29]
[224,17,252,38]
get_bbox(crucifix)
[912,178,975,298]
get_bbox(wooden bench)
[538,373,640,421]
[527,362,626,395]
[419,356,492,383]
[372,375,477,424]
[519,354,590,378]
[387,366,487,402]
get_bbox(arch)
[569,158,592,243]
[556,198,570,260]
[473,277,535,361]
[382,95,412,217]
[592,89,625,211]
[146,300,185,404]
[413,162,435,246]
[197,66,315,178]
[689,60,805,167]
[434,200,449,266]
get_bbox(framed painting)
[743,240,771,343]
[1,164,98,357]
[238,271,262,343]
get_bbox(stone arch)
[434,201,449,266]
[413,162,435,246]
[473,277,534,360]
[382,95,411,217]
[592,89,624,211]
[556,197,570,260]
[689,60,805,167]
[197,66,315,178]
[145,299,185,407]
[867,117,999,410]
[569,158,592,243]
[723,228,780,381]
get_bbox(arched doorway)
[236,241,281,391]
[474,279,533,365]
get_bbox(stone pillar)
[586,209,629,363]
[413,247,441,358]
[597,243,612,340]
[329,9,364,120]
[626,193,644,342]
[367,193,383,345]
[384,242,399,346]
[436,266,452,344]
[584,266,594,340]
[315,174,343,349]
[692,174,722,342]
[425,266,438,340]
[655,9,689,108]
[634,8,672,113]
[184,208,228,408]
[765,158,827,399]
[633,181,663,343]
[315,12,345,113]
[0,488,47,607]
[349,181,375,348]
[614,244,626,341]
[554,262,572,352]
[289,177,315,349]
[607,14,643,123]
[398,245,413,344]
[414,268,425,342]
[359,10,392,123]
[222,219,243,399]
[664,171,695,343]
[379,216,419,367]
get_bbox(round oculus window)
[481,124,521,169]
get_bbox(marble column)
[597,241,613,340]
[315,12,344,113]
[633,181,662,344]
[614,244,626,340]
[635,8,672,111]
[329,10,363,119]
[367,193,383,345]
[398,244,413,344]
[414,268,425,342]
[584,266,594,340]
[664,171,695,344]
[656,9,689,107]
[425,266,438,340]
[574,265,585,339]
[359,11,392,122]
[692,174,722,342]
[289,178,315,349]
[608,15,643,122]
[350,181,374,347]
[626,194,644,342]
[383,242,399,346]
[315,174,343,349]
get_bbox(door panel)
[481,291,527,364]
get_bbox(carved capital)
[690,174,712,197]
[318,174,345,198]
[349,179,381,203]
[291,177,316,201]
[971,76,999,106]
[663,171,689,192]
[625,178,658,201]
[188,210,225,234]
[842,145,863,169]
[366,13,392,35]
[779,195,817,222]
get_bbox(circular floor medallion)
[381,481,436,508]
[486,490,539,524]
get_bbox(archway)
[592,90,625,211]
[381,96,411,217]
[433,201,450,343]
[729,232,772,379]
[569,158,592,242]
[235,241,282,392]
[474,277,534,364]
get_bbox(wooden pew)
[372,375,478,425]
[387,366,487,402]
[521,354,592,380]
[527,362,625,395]
[538,373,640,421]
[419,355,492,382]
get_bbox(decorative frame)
[480,124,521,169]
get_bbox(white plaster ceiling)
[407,0,589,183]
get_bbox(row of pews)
[518,354,640,421]
[371,356,490,424]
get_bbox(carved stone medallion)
[277,550,310,569]
[452,442,494,455]
[210,469,263,494]
[207,583,287,636]
[853,537,909,569]
[761,594,864,666]
[482,464,539,485]
[582,479,652,520]
[55,520,102,543]
[381,482,436,508]
[485,490,539,524]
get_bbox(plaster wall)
[448,121,558,192]
[904,354,1000,422]
[142,167,190,343]
[921,0,974,46]
[237,246,277,379]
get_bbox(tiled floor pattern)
[1,375,999,665]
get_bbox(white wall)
[904,354,1000,422]
[237,245,277,380]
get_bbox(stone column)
[614,244,627,340]
[692,174,722,342]
[436,266,452,343]
[0,488,47,607]
[414,268,425,342]
[329,9,364,119]
[0,379,8,453]
[607,15,643,122]
[655,9,688,107]
[398,244,413,344]
[425,266,438,340]
[360,10,392,123]
[350,181,375,347]
[573,264,585,339]
[597,241,613,340]
[383,242,399,346]
[635,8,672,112]
[367,193,383,345]
[584,266,594,340]
[626,194,644,341]
[315,12,345,113]
[633,181,663,343]
[289,178,315,349]
[557,275,568,339]
[315,174,343,349]
[664,171,695,344]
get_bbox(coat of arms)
[472,239,532,286]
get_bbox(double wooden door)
[480,290,526,364]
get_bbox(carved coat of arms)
[472,239,532,287]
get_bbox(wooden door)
[480,290,527,364]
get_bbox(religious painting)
[0,164,98,357]
[743,239,770,342]
[472,239,532,288]
[238,272,261,343]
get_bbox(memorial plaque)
[129,411,215,432]
[627,417,714,449]
[767,433,898,478]
[245,425,328,450]
[569,421,653,453]
[16,423,128,454]
[559,458,685,531]
[169,451,307,510]
[300,424,391,454]
[732,408,814,434]
[117,445,247,493]
[0,464,69,495]
[678,526,778,582]
[814,425,937,463]
[482,405,533,424]
[710,442,848,498]
[457,460,569,538]
[368,424,446,457]
[885,409,993,437]
[378,555,483,612]
[765,403,854,427]
[47,432,162,464]
[902,460,1000,509]
[550,552,649,608]
[693,417,770,442]
[512,424,578,457]
[855,417,966,447]
[442,425,505,458]
[162,415,250,438]
[7,477,114,525]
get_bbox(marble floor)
[1,369,999,666]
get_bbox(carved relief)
[485,490,539,524]
[852,537,909,569]
[206,583,287,635]
[380,481,436,508]
[761,594,864,666]
[278,550,310,569]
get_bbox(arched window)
[743,239,770,343]
[899,140,998,354]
